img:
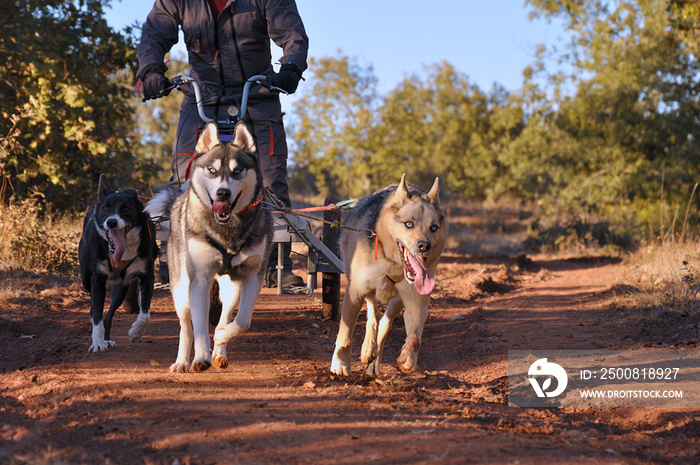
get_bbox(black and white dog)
[79,175,158,352]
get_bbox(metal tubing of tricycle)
[240,75,268,121]
[177,76,213,123]
[276,242,283,296]
[307,249,317,296]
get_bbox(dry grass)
[626,241,700,317]
[0,198,81,275]
[443,202,532,256]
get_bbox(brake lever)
[253,76,289,95]
[270,85,289,95]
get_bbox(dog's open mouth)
[211,192,241,224]
[396,240,436,295]
[212,201,232,223]
[107,225,131,263]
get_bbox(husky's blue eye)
[208,167,217,174]
[430,224,439,232]
[233,167,243,175]
[405,221,414,229]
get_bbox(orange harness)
[239,195,263,213]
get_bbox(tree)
[288,54,381,198]
[521,0,700,228]
[374,62,523,201]
[670,0,700,58]
[289,56,521,201]
[0,0,152,209]
[131,54,188,183]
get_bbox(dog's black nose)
[216,188,231,202]
[106,218,118,229]
[417,240,431,254]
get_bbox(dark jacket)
[137,0,308,104]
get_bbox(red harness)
[239,195,263,213]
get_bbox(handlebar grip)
[140,78,180,102]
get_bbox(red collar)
[239,195,263,213]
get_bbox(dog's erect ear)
[427,177,440,206]
[124,188,145,209]
[97,174,114,200]
[394,173,409,204]
[233,121,256,154]
[195,121,220,154]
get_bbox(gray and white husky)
[146,121,273,373]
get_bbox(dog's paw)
[360,352,376,367]
[128,313,150,342]
[396,352,418,374]
[212,355,229,370]
[88,339,116,353]
[191,360,211,373]
[397,337,421,373]
[366,360,381,376]
[330,359,351,377]
[169,362,188,373]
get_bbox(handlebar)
[169,75,212,123]
[142,74,287,124]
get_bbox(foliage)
[2,0,698,251]
[669,0,700,58]
[289,55,382,197]
[625,241,700,321]
[290,56,525,200]
[131,54,188,184]
[522,0,700,229]
[373,63,523,201]
[288,1,700,243]
[0,0,154,210]
[524,219,635,254]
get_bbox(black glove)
[271,63,302,94]
[142,68,172,101]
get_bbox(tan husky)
[331,174,447,376]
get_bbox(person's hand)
[271,63,302,94]
[142,70,172,100]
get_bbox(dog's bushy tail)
[144,187,181,220]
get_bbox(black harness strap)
[206,235,244,276]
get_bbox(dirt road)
[1,255,699,464]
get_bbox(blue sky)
[106,0,566,95]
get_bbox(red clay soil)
[1,255,699,464]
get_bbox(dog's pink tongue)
[109,231,126,263]
[407,253,435,295]
[212,201,231,217]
